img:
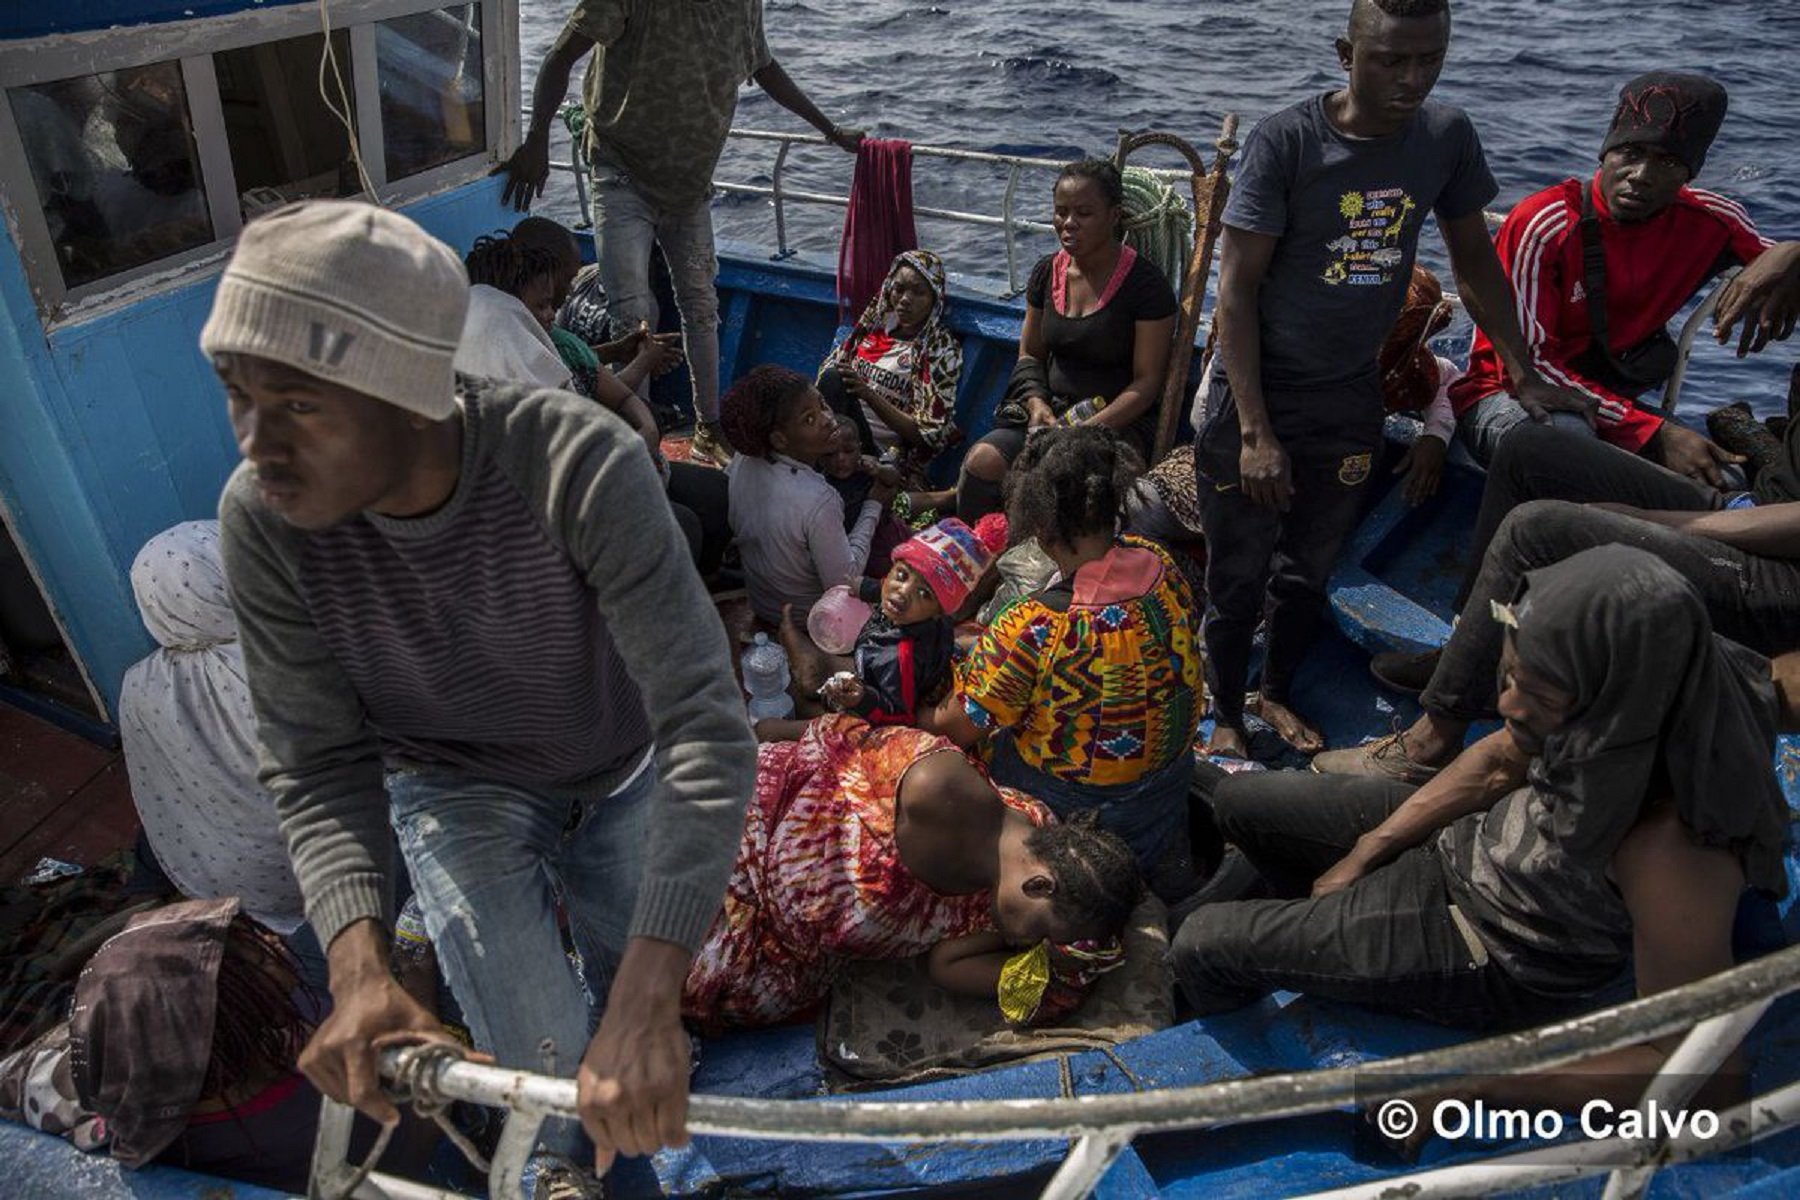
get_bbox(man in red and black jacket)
[1452,71,1799,479]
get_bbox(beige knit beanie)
[200,200,469,419]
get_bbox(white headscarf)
[118,521,304,933]
[453,283,573,391]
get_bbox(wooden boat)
[2,2,1796,1197]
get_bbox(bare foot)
[1207,724,1250,759]
[1247,694,1325,754]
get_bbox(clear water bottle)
[741,632,794,720]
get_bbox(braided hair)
[202,916,318,1100]
[463,230,565,302]
[1003,425,1143,550]
[1025,812,1143,938]
[719,364,815,459]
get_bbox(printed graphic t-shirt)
[1224,93,1498,391]
[848,329,917,451]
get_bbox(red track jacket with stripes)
[1451,172,1771,452]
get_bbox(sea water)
[519,0,1800,422]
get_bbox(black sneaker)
[1369,646,1442,695]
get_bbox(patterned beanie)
[200,200,468,419]
[892,517,1005,613]
[1601,72,1728,180]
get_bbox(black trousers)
[1424,496,1800,720]
[1193,373,1383,728]
[1455,421,1719,608]
[1171,772,1578,1030]
[666,460,730,577]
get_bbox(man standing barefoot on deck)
[209,201,755,1196]
[498,0,862,467]
[1196,0,1589,760]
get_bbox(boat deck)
[0,701,135,886]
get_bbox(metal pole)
[1661,268,1739,416]
[487,1108,549,1200]
[1038,1129,1138,1200]
[362,940,1800,1141]
[308,1095,357,1200]
[770,139,794,261]
[1002,163,1023,297]
[1599,997,1775,1200]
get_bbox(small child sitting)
[784,518,1003,725]
[822,416,913,576]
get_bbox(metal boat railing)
[308,939,1800,1200]
[545,118,1726,411]
[550,114,1194,296]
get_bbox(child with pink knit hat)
[783,517,1005,726]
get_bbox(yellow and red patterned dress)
[958,535,1202,787]
[681,715,1050,1033]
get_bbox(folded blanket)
[818,895,1172,1090]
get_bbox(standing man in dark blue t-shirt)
[1196,0,1592,760]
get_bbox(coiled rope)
[1120,166,1193,298]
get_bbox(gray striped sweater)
[219,379,755,953]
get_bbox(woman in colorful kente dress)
[681,714,1141,1034]
[935,426,1203,898]
[817,249,964,482]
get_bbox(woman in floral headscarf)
[818,249,964,481]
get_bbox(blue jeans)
[389,755,656,1154]
[591,157,722,422]
[1455,389,1599,467]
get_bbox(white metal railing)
[547,119,1733,409]
[309,939,1800,1200]
[551,116,1192,296]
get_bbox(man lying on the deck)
[1448,71,1799,476]
[1174,546,1792,1115]
[207,200,755,1191]
[1193,0,1588,761]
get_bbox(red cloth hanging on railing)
[837,138,918,323]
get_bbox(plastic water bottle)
[741,632,794,720]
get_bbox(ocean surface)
[519,0,1800,422]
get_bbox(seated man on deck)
[208,200,755,1193]
[1333,72,1800,701]
[1193,0,1590,761]
[1449,71,1800,477]
[1315,429,1800,782]
[1174,547,1794,1115]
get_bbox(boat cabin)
[0,0,522,730]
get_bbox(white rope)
[317,0,381,203]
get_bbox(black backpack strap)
[1578,183,1626,377]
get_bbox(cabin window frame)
[0,0,519,326]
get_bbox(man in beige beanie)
[208,199,755,1189]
